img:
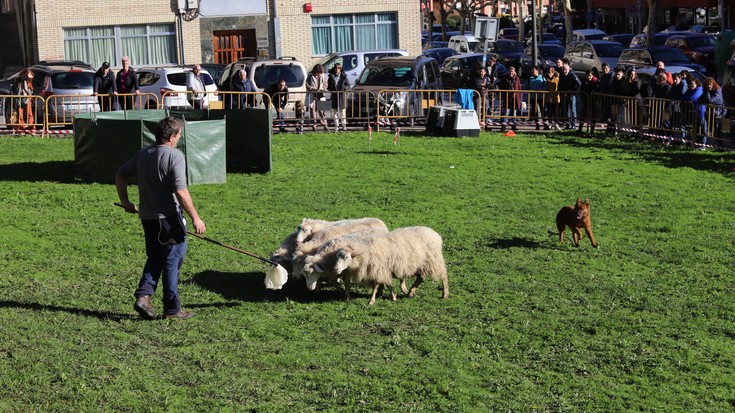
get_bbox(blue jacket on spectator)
[528,74,547,91]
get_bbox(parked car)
[547,23,566,41]
[199,63,226,84]
[616,46,707,74]
[663,34,716,73]
[571,29,608,41]
[422,32,445,43]
[420,47,458,66]
[475,39,525,74]
[629,32,685,48]
[519,44,566,75]
[0,61,97,126]
[636,65,706,88]
[440,53,508,89]
[137,66,218,109]
[565,40,623,77]
[423,41,449,50]
[217,56,308,106]
[524,32,562,47]
[688,25,720,34]
[448,35,480,54]
[317,49,408,88]
[498,28,521,41]
[603,34,634,48]
[349,56,442,118]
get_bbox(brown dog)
[556,198,598,248]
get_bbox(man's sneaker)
[164,310,194,320]
[133,295,156,320]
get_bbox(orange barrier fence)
[2,89,734,149]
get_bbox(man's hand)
[119,200,137,214]
[192,218,206,234]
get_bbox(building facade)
[5,0,421,73]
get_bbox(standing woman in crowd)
[578,69,599,131]
[471,63,491,118]
[306,64,329,131]
[13,68,35,134]
[327,63,350,132]
[544,66,559,129]
[682,77,703,147]
[527,66,547,129]
[606,69,626,133]
[116,56,140,110]
[698,77,724,149]
[666,73,686,144]
[498,66,522,131]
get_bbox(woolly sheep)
[333,226,449,305]
[269,225,302,275]
[302,229,390,293]
[294,218,335,246]
[291,218,389,277]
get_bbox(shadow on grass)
[355,150,406,155]
[0,300,135,321]
[0,161,77,183]
[547,133,735,175]
[486,237,543,249]
[191,270,353,303]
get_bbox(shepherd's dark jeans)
[135,219,187,315]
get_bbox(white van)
[448,35,480,54]
[318,49,409,88]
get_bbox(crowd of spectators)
[465,57,729,147]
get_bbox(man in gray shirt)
[116,116,206,320]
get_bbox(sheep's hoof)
[408,289,417,298]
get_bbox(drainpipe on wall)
[272,0,281,58]
[178,11,186,64]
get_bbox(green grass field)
[1,130,734,412]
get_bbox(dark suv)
[349,56,442,118]
[663,34,716,74]
[616,46,706,74]
[0,60,97,126]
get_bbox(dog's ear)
[576,197,581,204]
[583,198,590,205]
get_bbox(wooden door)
[213,30,256,64]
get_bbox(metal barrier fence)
[44,93,160,130]
[0,94,45,134]
[592,94,735,150]
[90,92,160,112]
[478,90,585,131]
[1,89,734,149]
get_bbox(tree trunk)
[564,0,573,46]
[516,0,526,43]
[645,0,659,47]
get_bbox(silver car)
[0,61,98,127]
[565,40,623,78]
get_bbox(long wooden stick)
[114,203,278,266]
